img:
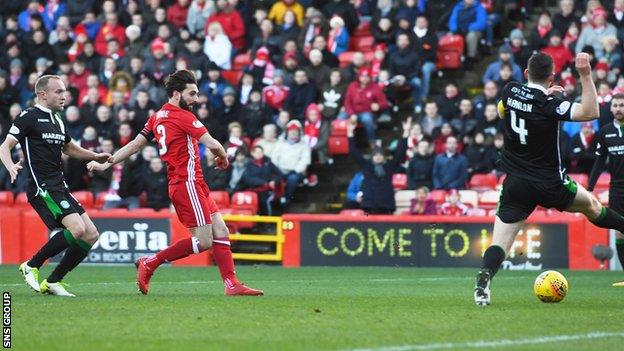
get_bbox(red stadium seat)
[331,119,348,137]
[230,191,259,214]
[436,34,464,70]
[328,136,349,155]
[95,192,107,209]
[0,191,14,206]
[479,190,499,210]
[233,53,251,71]
[459,190,479,207]
[349,36,374,52]
[568,173,589,189]
[210,191,230,209]
[70,191,94,208]
[229,208,255,230]
[353,22,371,37]
[392,173,408,191]
[596,173,610,191]
[469,174,498,191]
[221,70,243,86]
[338,51,357,68]
[339,209,366,216]
[429,190,447,204]
[15,192,29,207]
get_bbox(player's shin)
[481,245,506,277]
[590,207,624,233]
[212,238,238,286]
[28,229,73,268]
[145,237,202,270]
[47,238,92,283]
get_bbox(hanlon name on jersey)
[506,98,533,112]
[41,132,65,145]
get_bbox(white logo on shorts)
[60,200,70,209]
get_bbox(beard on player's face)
[179,97,197,112]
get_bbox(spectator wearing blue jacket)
[448,0,488,60]
[433,136,469,190]
[343,172,364,209]
[482,45,523,84]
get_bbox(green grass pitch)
[2,265,624,351]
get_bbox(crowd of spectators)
[0,0,620,215]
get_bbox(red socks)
[212,238,238,286]
[146,237,201,270]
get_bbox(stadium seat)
[328,136,349,155]
[497,174,506,185]
[436,34,464,70]
[221,70,243,86]
[210,191,230,209]
[568,173,589,189]
[95,192,107,209]
[353,21,371,37]
[338,51,357,68]
[70,191,94,208]
[478,190,499,210]
[469,174,497,191]
[229,208,255,231]
[0,191,14,206]
[15,192,29,207]
[233,53,251,71]
[339,209,366,216]
[231,191,259,214]
[331,119,349,137]
[596,173,611,191]
[349,36,374,52]
[429,190,447,204]
[466,208,487,216]
[395,190,415,209]
[392,173,408,190]
[459,190,479,208]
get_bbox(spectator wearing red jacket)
[342,67,389,144]
[69,60,90,93]
[94,12,126,56]
[206,0,246,51]
[439,190,470,215]
[541,31,573,75]
[167,0,190,28]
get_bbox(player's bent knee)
[82,229,99,245]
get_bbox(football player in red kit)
[88,70,263,296]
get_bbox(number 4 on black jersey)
[498,82,580,183]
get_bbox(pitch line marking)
[347,331,624,351]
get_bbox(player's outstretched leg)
[137,236,205,295]
[40,214,99,297]
[19,228,67,293]
[475,216,524,306]
[211,213,263,296]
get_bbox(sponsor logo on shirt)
[193,120,203,128]
[37,119,50,123]
[60,200,70,209]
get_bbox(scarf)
[580,132,594,149]
[414,27,427,38]
[374,164,386,178]
[304,120,321,148]
[538,24,551,38]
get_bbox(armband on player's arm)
[497,100,505,119]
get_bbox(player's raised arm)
[0,137,22,183]
[199,132,229,170]
[86,134,148,172]
[570,52,600,121]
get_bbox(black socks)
[47,243,90,284]
[591,207,624,233]
[28,229,72,268]
[481,245,506,278]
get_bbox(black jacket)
[388,48,421,79]
[202,162,229,191]
[407,154,434,190]
[568,133,596,175]
[242,157,283,190]
[212,103,244,143]
[144,169,170,210]
[322,0,360,33]
[349,137,408,211]
[284,82,317,120]
[412,30,438,63]
[240,102,272,139]
[118,157,145,198]
[464,144,492,175]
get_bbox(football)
[534,270,569,303]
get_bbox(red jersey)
[140,103,208,185]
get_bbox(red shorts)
[169,180,219,228]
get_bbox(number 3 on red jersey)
[156,124,167,155]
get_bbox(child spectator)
[439,189,470,215]
[409,186,438,215]
[303,103,330,164]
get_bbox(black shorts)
[29,189,86,230]
[609,187,624,214]
[497,174,578,223]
